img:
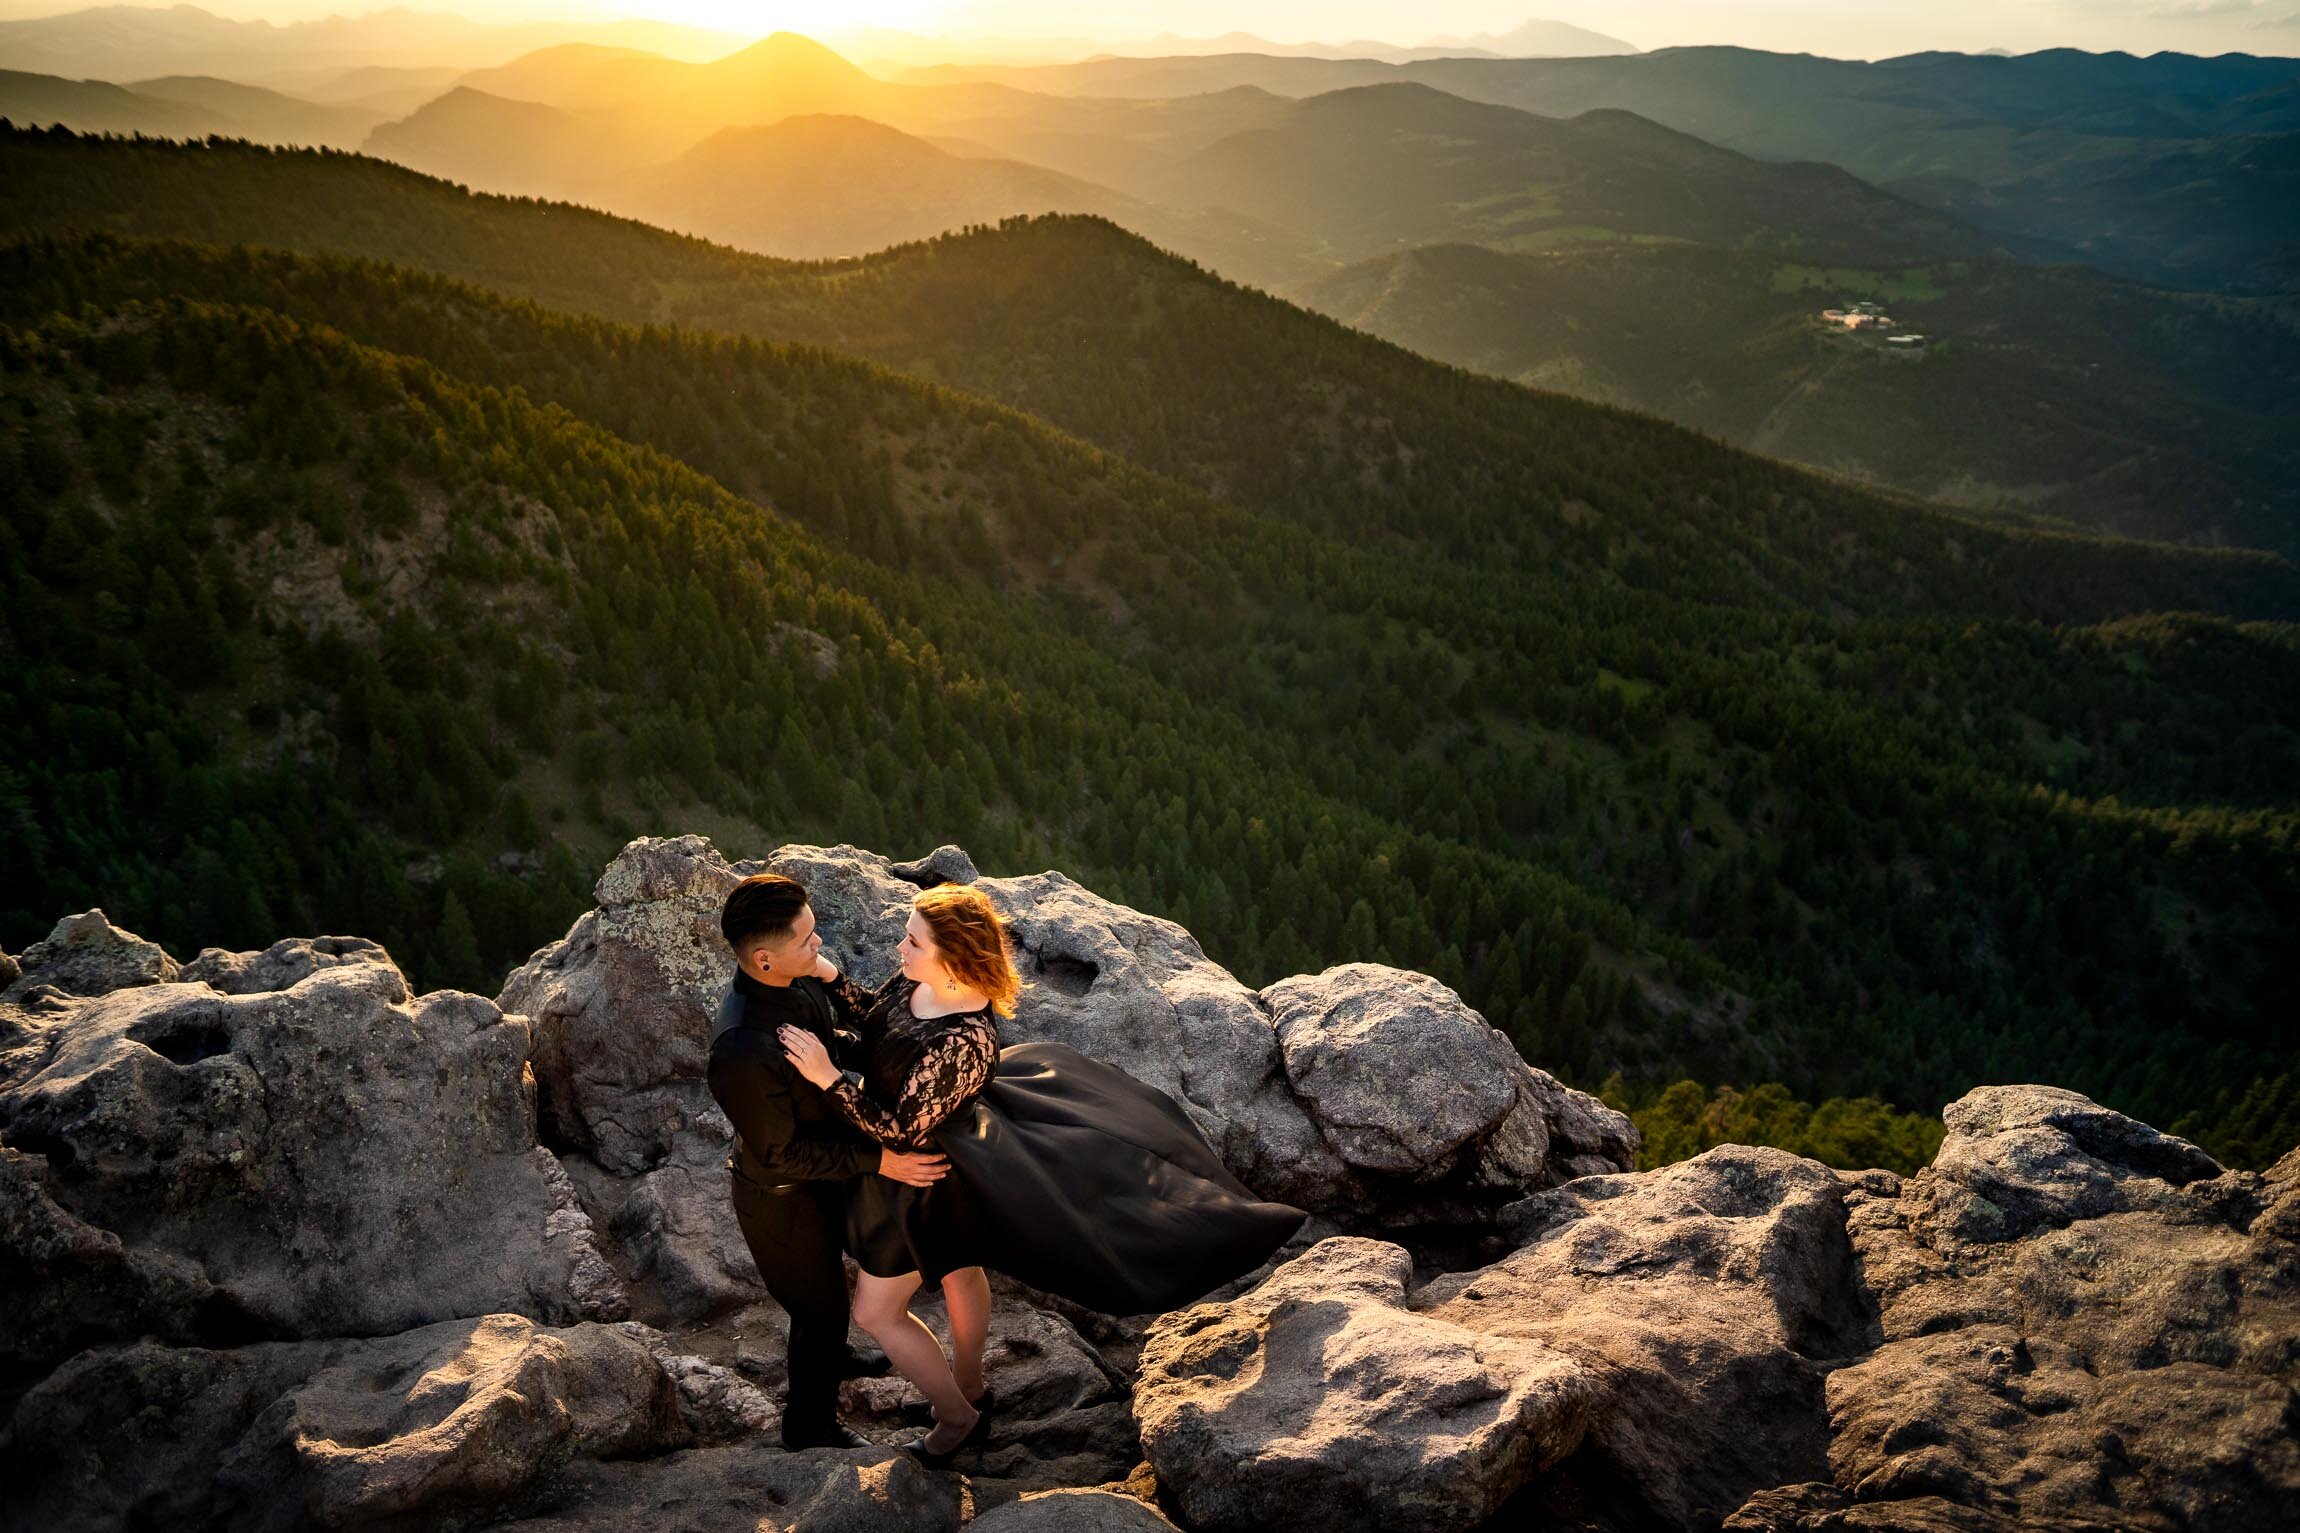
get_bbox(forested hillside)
[4,130,2295,1169]
[6,130,2291,621]
[1287,242,2300,558]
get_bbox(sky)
[3,1,2298,60]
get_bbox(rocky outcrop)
[490,837,1635,1331]
[969,1488,1184,1531]
[0,1310,946,1533]
[4,846,2291,1533]
[1734,1085,2299,1532]
[0,920,621,1387]
[494,1440,964,1532]
[228,1314,684,1528]
[1136,1237,1595,1530]
[498,836,751,1176]
[1263,964,1637,1218]
[2,908,179,1002]
[1136,1146,1873,1532]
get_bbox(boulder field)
[0,836,2289,1531]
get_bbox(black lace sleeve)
[826,1016,998,1148]
[823,971,877,1026]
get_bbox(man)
[711,872,948,1450]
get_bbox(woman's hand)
[812,953,841,982]
[778,1025,840,1089]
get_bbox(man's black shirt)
[707,968,877,1188]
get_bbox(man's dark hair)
[721,873,808,953]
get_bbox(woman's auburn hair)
[914,884,1022,1017]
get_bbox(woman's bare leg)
[850,1270,978,1448]
[942,1266,992,1401]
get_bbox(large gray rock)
[0,1142,222,1385]
[1425,1146,1878,1528]
[1911,1082,2225,1246]
[0,1316,694,1533]
[493,1440,964,1533]
[1135,1236,1597,1532]
[1,1332,343,1532]
[497,836,781,1316]
[1759,1086,2300,1532]
[968,1488,1183,1532]
[0,931,622,1372]
[1263,963,1636,1215]
[498,834,753,1176]
[222,1313,685,1528]
[2,909,179,1001]
[1137,1147,1872,1533]
[778,839,1642,1222]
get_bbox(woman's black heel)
[902,1397,993,1470]
[899,1382,993,1428]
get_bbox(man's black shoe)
[779,1420,869,1451]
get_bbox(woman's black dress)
[825,976,1307,1316]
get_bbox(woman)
[779,883,1305,1465]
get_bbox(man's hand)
[878,1149,950,1187]
[812,953,840,982]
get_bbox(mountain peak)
[714,30,867,79]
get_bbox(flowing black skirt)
[843,1041,1307,1315]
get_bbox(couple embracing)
[708,872,1306,1465]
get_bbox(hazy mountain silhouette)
[124,73,385,145]
[628,113,1136,260]
[894,53,1402,99]
[1152,83,1994,266]
[285,63,463,117]
[1,65,382,149]
[898,43,2300,290]
[0,4,747,82]
[1426,19,1640,57]
[1106,18,1636,62]
[362,86,634,202]
[0,67,209,136]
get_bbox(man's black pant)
[730,1172,850,1432]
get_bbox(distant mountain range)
[1099,18,1637,63]
[0,65,385,145]
[0,7,1637,83]
[908,44,2300,293]
[1141,83,1992,267]
[4,24,2291,551]
[0,4,747,83]
[339,52,1993,276]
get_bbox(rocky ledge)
[0,837,2290,1531]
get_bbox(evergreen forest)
[4,127,2295,1174]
